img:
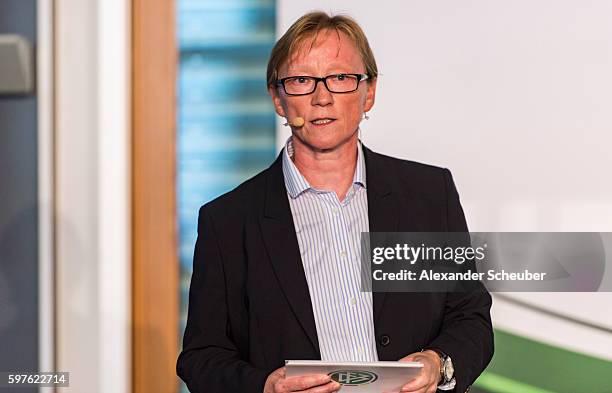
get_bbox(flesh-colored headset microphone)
[283,116,305,127]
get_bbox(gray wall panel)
[0,0,39,388]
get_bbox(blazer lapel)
[259,154,320,356]
[363,146,400,323]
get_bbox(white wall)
[55,0,131,392]
[277,0,612,360]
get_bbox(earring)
[364,112,370,120]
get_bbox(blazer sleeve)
[177,205,270,393]
[427,169,494,393]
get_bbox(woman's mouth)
[310,118,336,126]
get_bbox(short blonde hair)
[266,11,378,87]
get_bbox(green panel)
[477,373,557,393]
[474,329,612,393]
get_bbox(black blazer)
[177,146,494,393]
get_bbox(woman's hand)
[396,350,441,393]
[264,366,342,393]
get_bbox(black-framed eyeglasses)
[276,73,370,96]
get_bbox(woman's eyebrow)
[285,59,354,72]
[284,65,356,76]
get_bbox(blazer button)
[379,334,390,346]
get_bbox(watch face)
[443,357,454,381]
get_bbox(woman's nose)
[311,79,333,106]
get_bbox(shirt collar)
[282,135,367,199]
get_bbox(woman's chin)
[303,136,357,152]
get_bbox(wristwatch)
[423,348,456,390]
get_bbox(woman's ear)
[363,77,377,113]
[268,86,287,117]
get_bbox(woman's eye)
[297,77,308,83]
[336,74,346,81]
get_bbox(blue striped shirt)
[282,137,378,362]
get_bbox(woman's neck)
[291,135,359,202]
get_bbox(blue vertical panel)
[176,1,276,386]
